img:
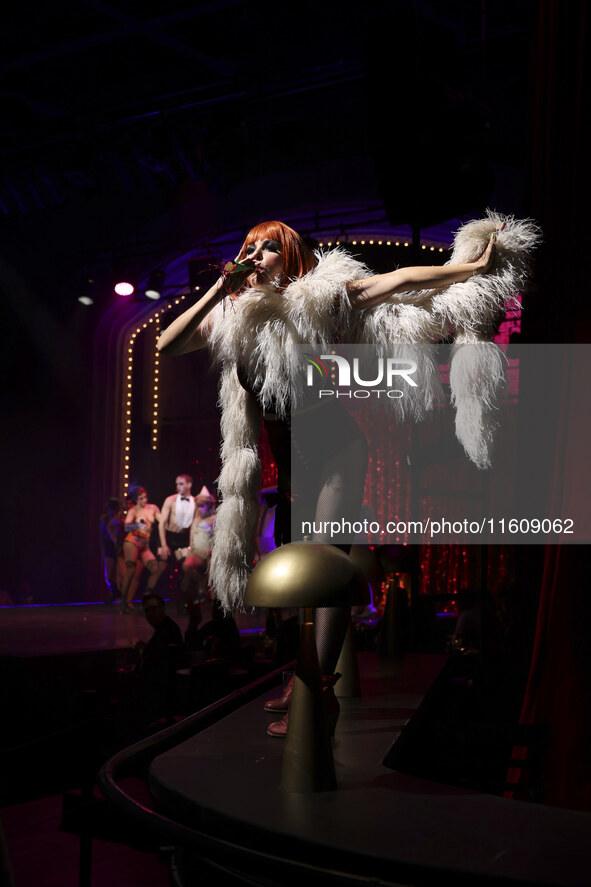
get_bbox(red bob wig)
[237,221,316,289]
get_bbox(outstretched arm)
[347,228,502,310]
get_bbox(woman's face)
[242,238,284,286]
[137,492,148,507]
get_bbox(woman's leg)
[103,555,117,600]
[128,562,142,604]
[121,541,139,610]
[266,423,367,731]
[181,554,207,600]
[312,436,367,674]
[143,551,162,592]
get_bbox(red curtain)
[507,545,591,810]
[507,0,591,811]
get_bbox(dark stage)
[0,599,268,750]
[1,602,590,886]
[0,600,266,659]
[108,651,591,887]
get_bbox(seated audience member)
[183,598,241,663]
[133,593,184,722]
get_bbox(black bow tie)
[180,496,190,501]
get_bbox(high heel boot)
[266,674,340,738]
[264,674,294,712]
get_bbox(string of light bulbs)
[120,293,189,499]
[317,239,446,252]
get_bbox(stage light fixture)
[115,281,134,297]
[78,277,95,306]
[144,268,165,300]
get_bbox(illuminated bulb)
[114,282,134,297]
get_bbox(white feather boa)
[208,249,368,611]
[208,210,540,609]
[441,210,540,467]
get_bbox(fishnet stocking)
[310,437,366,674]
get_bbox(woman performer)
[181,485,217,604]
[157,213,539,734]
[99,497,124,602]
[120,487,162,613]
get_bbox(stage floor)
[0,600,267,658]
[149,652,591,887]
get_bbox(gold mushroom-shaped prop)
[244,542,366,793]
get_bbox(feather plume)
[208,216,540,608]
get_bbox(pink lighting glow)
[115,281,134,296]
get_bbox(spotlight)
[144,269,165,300]
[78,277,95,306]
[115,281,135,297]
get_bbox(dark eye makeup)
[244,239,281,255]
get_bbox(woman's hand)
[221,257,254,294]
[468,223,506,276]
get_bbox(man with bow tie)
[157,474,195,565]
